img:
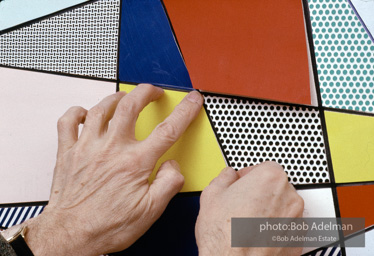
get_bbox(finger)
[57,106,87,157]
[108,84,164,140]
[148,160,184,216]
[80,92,126,139]
[237,165,257,178]
[143,91,203,160]
[208,167,239,188]
[238,161,288,187]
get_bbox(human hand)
[195,162,304,256]
[24,84,203,255]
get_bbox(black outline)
[321,108,347,253]
[324,106,374,118]
[201,90,320,111]
[115,0,123,92]
[119,81,194,94]
[302,0,346,253]
[302,0,324,109]
[336,181,374,187]
[160,0,187,63]
[0,64,116,83]
[0,0,98,36]
[202,98,230,166]
[0,201,47,208]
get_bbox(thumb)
[148,160,185,213]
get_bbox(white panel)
[0,0,88,31]
[0,67,116,203]
[298,188,337,254]
[346,228,374,256]
[350,0,374,40]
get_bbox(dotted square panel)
[325,111,374,183]
[308,0,374,112]
[0,0,120,79]
[204,95,329,184]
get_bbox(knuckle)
[200,186,216,205]
[116,98,138,116]
[87,106,106,120]
[155,121,179,143]
[262,161,284,170]
[58,106,84,128]
[121,150,147,175]
[67,106,84,113]
[261,161,287,182]
[69,147,83,161]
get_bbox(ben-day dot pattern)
[204,95,330,185]
[308,0,374,112]
[0,0,120,79]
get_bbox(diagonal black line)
[0,0,98,36]
[0,64,116,83]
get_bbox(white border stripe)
[8,207,22,227]
[16,207,28,225]
[2,208,14,227]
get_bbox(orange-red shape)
[337,185,374,234]
[164,0,311,104]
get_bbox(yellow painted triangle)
[120,84,226,192]
[325,111,374,183]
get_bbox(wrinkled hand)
[195,162,304,256]
[25,84,203,255]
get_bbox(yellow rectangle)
[325,111,374,183]
[120,84,226,192]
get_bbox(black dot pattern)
[0,0,120,79]
[204,95,330,184]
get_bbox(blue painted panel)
[118,0,192,89]
[113,195,200,256]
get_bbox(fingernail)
[186,91,203,104]
[169,160,180,171]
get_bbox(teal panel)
[308,0,374,112]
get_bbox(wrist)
[24,211,90,256]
